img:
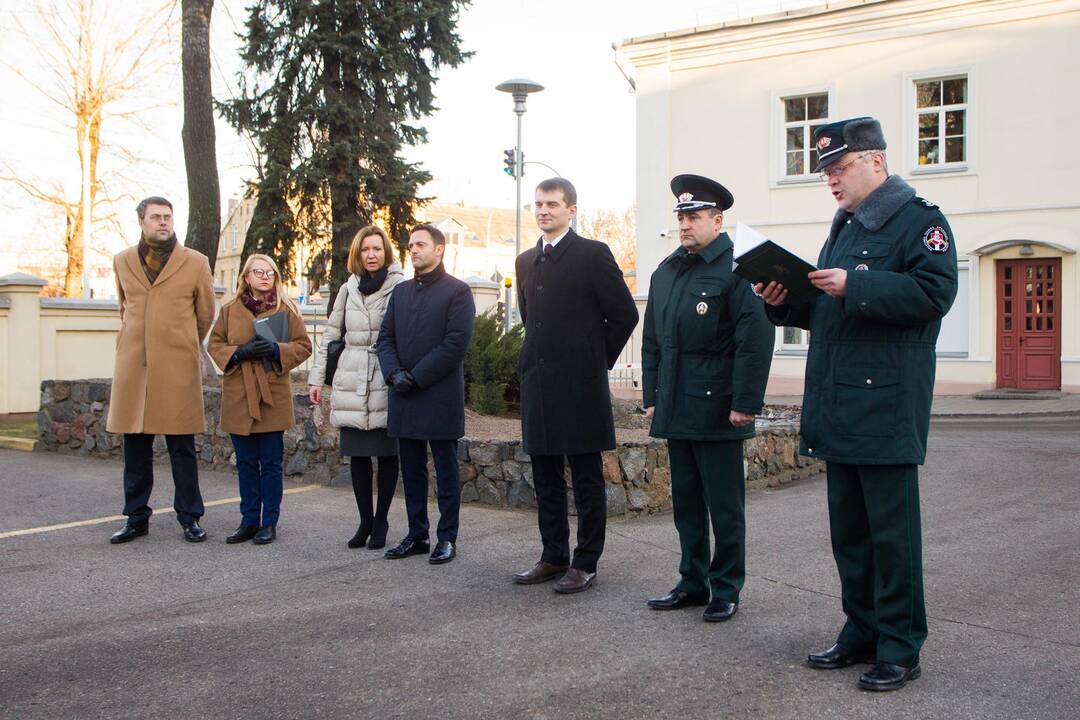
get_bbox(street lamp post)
[496,79,544,260]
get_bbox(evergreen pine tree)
[220,0,471,299]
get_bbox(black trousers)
[531,452,606,573]
[122,433,204,526]
[398,438,460,543]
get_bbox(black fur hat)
[813,117,886,172]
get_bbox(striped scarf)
[137,233,178,284]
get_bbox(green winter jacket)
[643,232,775,441]
[766,176,958,465]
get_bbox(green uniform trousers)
[827,462,927,668]
[668,439,745,602]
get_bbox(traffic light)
[503,148,517,177]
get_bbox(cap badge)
[817,136,832,151]
[923,226,950,254]
[696,301,708,315]
[678,192,694,203]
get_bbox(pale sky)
[0,0,823,274]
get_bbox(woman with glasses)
[309,226,404,549]
[208,255,312,545]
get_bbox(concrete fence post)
[465,277,501,318]
[0,273,48,414]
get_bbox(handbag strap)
[338,284,349,340]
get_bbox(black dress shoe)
[347,520,372,549]
[384,536,430,559]
[109,522,148,544]
[253,525,276,545]
[226,524,259,544]
[428,540,455,564]
[702,599,738,622]
[647,589,710,610]
[807,642,876,670]
[858,662,921,691]
[182,521,207,543]
[368,519,389,550]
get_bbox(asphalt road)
[1,416,1077,720]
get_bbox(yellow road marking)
[0,484,321,539]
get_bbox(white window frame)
[937,257,973,358]
[903,66,976,177]
[774,325,810,356]
[770,82,837,187]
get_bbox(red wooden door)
[996,258,1061,389]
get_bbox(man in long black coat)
[512,178,639,594]
[377,224,475,565]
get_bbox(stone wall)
[36,379,822,516]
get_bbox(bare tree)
[180,0,221,270]
[579,205,636,266]
[1,0,173,297]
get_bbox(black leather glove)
[232,338,260,363]
[390,370,417,396]
[250,336,277,359]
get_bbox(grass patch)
[0,420,38,440]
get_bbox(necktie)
[543,243,552,254]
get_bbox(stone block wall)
[36,379,822,517]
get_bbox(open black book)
[733,223,823,306]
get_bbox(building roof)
[617,0,887,47]
[420,203,521,248]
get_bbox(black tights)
[350,455,399,527]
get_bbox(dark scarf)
[415,262,446,286]
[241,288,278,316]
[357,267,389,296]
[137,233,178,284]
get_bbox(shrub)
[465,311,524,416]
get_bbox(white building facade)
[619,0,1080,393]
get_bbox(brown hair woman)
[309,225,404,548]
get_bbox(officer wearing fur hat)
[757,117,957,691]
[642,175,774,623]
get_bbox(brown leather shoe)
[553,568,596,594]
[513,561,568,585]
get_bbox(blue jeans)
[230,431,285,527]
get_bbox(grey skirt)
[339,427,398,458]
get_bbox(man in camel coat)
[106,196,216,544]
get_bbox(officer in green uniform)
[757,117,958,691]
[642,175,774,623]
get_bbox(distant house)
[215,197,256,295]
[619,0,1080,393]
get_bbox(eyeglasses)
[819,152,875,181]
[249,269,276,279]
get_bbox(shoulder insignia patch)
[923,226,949,254]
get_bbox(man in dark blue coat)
[377,224,475,565]
[511,178,639,594]
[758,117,957,692]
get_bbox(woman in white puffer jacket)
[309,225,404,549]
